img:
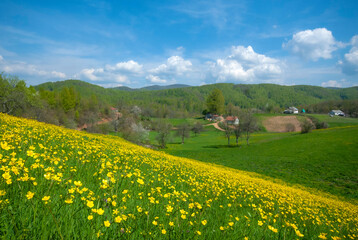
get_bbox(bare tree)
[176,123,191,144]
[240,110,258,145]
[155,120,172,148]
[192,122,204,136]
[219,121,233,145]
[233,123,242,146]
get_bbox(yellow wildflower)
[97,208,104,215]
[87,200,94,208]
[26,191,34,200]
[104,221,110,227]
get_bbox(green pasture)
[149,115,358,201]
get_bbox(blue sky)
[0,0,358,88]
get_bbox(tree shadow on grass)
[203,145,239,149]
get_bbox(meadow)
[1,113,357,239]
[153,115,358,201]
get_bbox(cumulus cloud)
[114,74,128,83]
[211,45,283,82]
[320,79,355,88]
[151,56,192,75]
[283,28,340,61]
[79,68,104,81]
[105,60,143,73]
[321,80,343,88]
[340,35,358,75]
[51,71,66,78]
[97,83,124,88]
[146,74,167,84]
[77,60,143,83]
[0,56,66,79]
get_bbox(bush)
[301,119,314,134]
[316,121,328,129]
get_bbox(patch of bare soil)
[205,121,225,131]
[262,116,302,132]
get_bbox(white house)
[284,107,299,114]
[329,110,345,117]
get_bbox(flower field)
[0,113,357,239]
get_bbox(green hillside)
[154,119,358,201]
[35,80,358,116]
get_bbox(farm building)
[205,114,223,121]
[225,116,239,125]
[329,110,345,117]
[283,107,299,114]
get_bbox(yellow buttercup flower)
[26,191,34,200]
[87,200,94,208]
[42,196,50,201]
[97,208,104,215]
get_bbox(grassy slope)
[158,116,358,201]
[2,114,358,239]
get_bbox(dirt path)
[205,121,225,131]
[262,116,302,132]
[77,112,121,131]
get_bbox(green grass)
[306,113,358,127]
[150,117,207,127]
[150,116,358,201]
[2,114,358,239]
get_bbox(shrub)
[316,121,328,129]
[301,119,314,134]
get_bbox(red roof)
[225,116,237,121]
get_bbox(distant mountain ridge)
[114,84,191,91]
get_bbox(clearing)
[262,115,302,132]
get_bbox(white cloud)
[340,35,358,75]
[211,45,283,82]
[77,67,129,83]
[146,74,167,83]
[0,57,66,79]
[97,83,123,88]
[105,60,143,73]
[321,80,343,88]
[77,60,143,83]
[114,74,128,83]
[320,79,356,88]
[283,28,339,61]
[79,68,104,81]
[151,56,192,75]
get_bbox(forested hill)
[35,80,358,115]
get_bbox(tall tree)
[206,89,225,114]
[0,74,29,115]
